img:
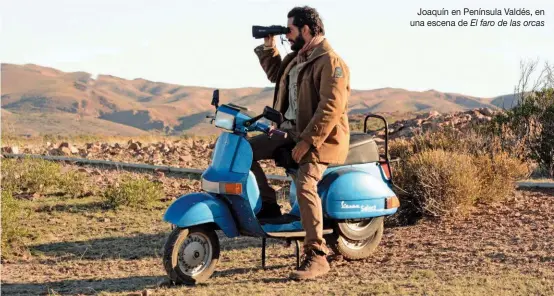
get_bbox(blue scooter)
[162,90,400,285]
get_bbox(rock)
[396,127,416,138]
[179,154,192,162]
[479,107,494,117]
[128,141,142,151]
[2,146,19,154]
[58,142,78,153]
[59,146,72,155]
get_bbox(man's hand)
[264,35,276,47]
[292,140,311,163]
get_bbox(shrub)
[489,61,554,177]
[390,129,530,223]
[473,152,530,204]
[1,158,94,198]
[58,170,95,199]
[1,158,62,195]
[102,174,165,209]
[395,149,481,218]
[1,189,30,258]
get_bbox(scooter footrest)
[259,214,300,225]
[266,229,333,239]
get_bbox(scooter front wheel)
[163,225,220,285]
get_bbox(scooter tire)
[163,225,220,285]
[337,217,384,241]
[328,218,384,261]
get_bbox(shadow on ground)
[31,232,168,260]
[29,231,288,261]
[2,276,162,295]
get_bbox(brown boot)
[289,249,330,280]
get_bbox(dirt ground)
[2,181,553,296]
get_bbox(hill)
[1,63,511,136]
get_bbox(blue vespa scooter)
[162,90,400,285]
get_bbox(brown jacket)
[254,39,351,165]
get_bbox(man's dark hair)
[287,6,325,36]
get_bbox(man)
[250,6,351,280]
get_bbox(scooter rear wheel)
[328,217,384,260]
[163,225,220,285]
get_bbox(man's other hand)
[292,140,311,163]
[264,35,276,47]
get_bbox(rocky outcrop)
[371,108,502,140]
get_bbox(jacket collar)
[282,38,333,65]
[303,38,333,64]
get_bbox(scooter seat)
[273,133,380,169]
[329,133,380,167]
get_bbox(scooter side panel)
[287,164,375,217]
[323,168,398,219]
[226,195,267,237]
[163,192,239,238]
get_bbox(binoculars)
[252,25,290,39]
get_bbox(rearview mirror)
[211,89,219,109]
[263,106,283,125]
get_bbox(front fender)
[163,192,239,238]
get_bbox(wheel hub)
[344,220,371,232]
[178,233,212,276]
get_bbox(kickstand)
[295,240,300,269]
[262,237,266,270]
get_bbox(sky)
[1,0,553,98]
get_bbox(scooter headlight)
[214,110,235,131]
[201,178,243,195]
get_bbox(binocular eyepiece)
[252,25,290,39]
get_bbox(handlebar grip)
[269,127,288,139]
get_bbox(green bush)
[1,189,30,258]
[102,174,165,209]
[58,170,95,199]
[1,158,62,195]
[1,158,94,198]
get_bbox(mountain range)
[1,63,516,136]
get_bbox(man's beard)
[290,34,305,52]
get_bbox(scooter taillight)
[380,162,392,179]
